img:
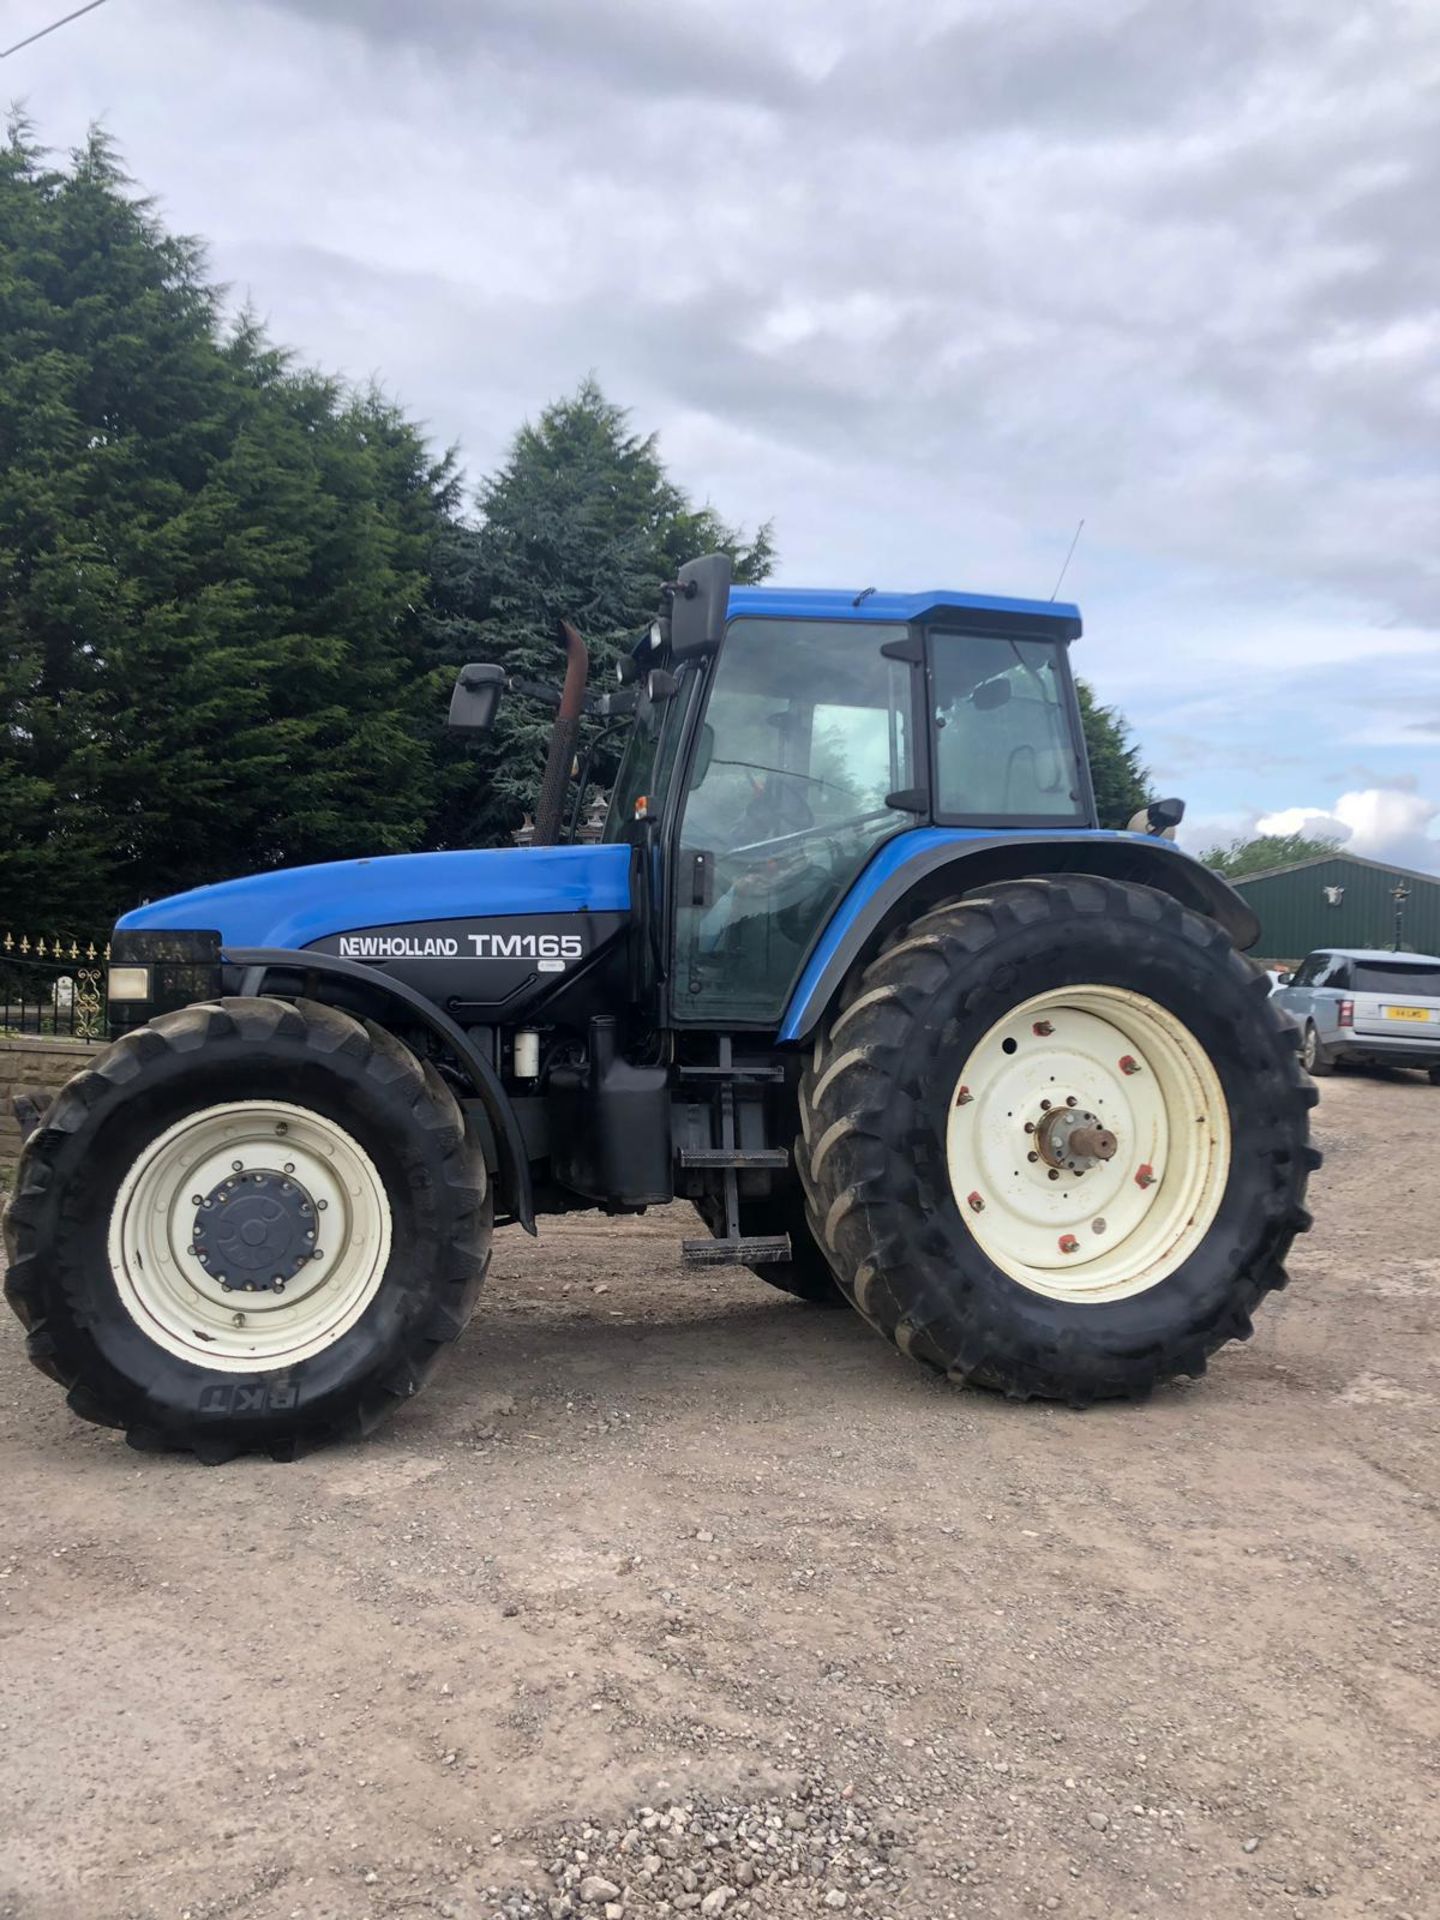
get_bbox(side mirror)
[1127,795,1185,839]
[1277,970,1294,986]
[664,553,732,663]
[448,663,505,735]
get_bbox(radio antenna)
[1049,518,1085,601]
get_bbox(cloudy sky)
[9,0,1439,866]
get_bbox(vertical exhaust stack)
[532,619,589,846]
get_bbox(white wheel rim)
[945,985,1231,1303]
[107,1101,392,1372]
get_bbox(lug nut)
[317,1199,327,1212]
[1119,1055,1140,1076]
[232,1160,244,1171]
[1048,1169,1060,1181]
[1033,1019,1054,1036]
[311,1249,324,1261]
[275,1122,288,1135]
[190,1194,203,1207]
[1065,1095,1077,1107]
[966,1192,985,1214]
[1040,1098,1052,1111]
[1058,1234,1080,1254]
[1136,1164,1157,1189]
[283,1162,295,1175]
[1023,1120,1035,1134]
[1027,1151,1039,1163]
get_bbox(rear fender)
[779,829,1259,1044]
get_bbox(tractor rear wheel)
[797,878,1318,1402]
[3,997,491,1459]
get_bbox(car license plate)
[1385,1006,1432,1022]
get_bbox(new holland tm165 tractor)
[4,557,1320,1459]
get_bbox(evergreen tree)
[427,379,773,848]
[0,125,457,931]
[1075,679,1151,829]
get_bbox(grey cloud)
[259,0,801,107]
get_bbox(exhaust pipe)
[532,619,589,846]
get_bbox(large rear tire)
[3,997,491,1459]
[797,878,1318,1402]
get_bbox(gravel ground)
[1,1072,1436,1920]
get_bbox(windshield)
[603,675,686,841]
[1352,960,1440,997]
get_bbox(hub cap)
[945,985,1231,1303]
[108,1101,392,1371]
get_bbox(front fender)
[778,828,1258,1044]
[228,946,535,1233]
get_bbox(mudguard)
[779,827,1259,1043]
[227,946,536,1234]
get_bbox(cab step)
[681,1234,792,1268]
[676,1147,790,1170]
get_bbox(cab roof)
[726,585,1082,640]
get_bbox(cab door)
[668,616,921,1027]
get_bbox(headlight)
[107,965,152,1002]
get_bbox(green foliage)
[1199,830,1343,879]
[428,378,773,848]
[0,124,458,930]
[1075,679,1151,829]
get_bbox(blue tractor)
[3,557,1318,1458]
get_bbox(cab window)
[930,631,1084,821]
[673,618,916,1024]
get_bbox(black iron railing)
[0,933,111,1043]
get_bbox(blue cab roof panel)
[726,585,1082,639]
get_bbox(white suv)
[1272,948,1440,1080]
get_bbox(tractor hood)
[115,845,632,952]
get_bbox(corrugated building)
[1232,853,1440,964]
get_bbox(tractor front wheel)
[3,997,491,1459]
[797,878,1318,1402]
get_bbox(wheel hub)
[191,1167,319,1292]
[1035,1105,1118,1173]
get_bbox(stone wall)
[0,1036,94,1188]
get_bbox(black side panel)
[306,912,628,1027]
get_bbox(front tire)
[797,878,1318,1403]
[3,998,491,1459]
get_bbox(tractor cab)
[597,557,1092,1030]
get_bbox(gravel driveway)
[1,1073,1436,1920]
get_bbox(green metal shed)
[1232,853,1440,964]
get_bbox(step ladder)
[677,1037,792,1268]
